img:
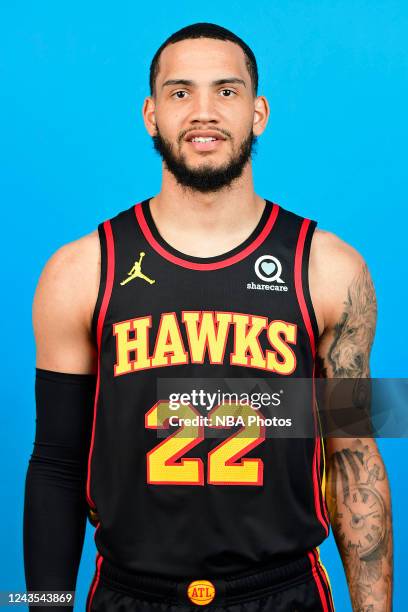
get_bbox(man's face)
[148,38,260,193]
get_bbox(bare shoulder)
[311,227,365,277]
[33,229,101,373]
[33,229,100,325]
[309,228,376,333]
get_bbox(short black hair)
[149,22,258,98]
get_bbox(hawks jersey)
[86,197,330,579]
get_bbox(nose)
[189,90,219,124]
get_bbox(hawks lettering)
[113,310,297,376]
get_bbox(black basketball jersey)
[85,197,330,579]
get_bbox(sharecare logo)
[248,255,289,292]
[254,255,285,283]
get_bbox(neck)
[148,164,266,258]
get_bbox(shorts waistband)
[98,549,320,606]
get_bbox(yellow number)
[145,401,204,484]
[207,403,264,485]
[146,402,264,486]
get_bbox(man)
[24,22,393,611]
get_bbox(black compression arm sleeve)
[23,368,96,608]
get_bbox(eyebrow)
[161,77,247,89]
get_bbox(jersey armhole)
[91,223,107,344]
[301,219,320,350]
[294,218,320,357]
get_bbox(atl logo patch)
[187,580,216,605]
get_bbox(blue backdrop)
[1,2,406,610]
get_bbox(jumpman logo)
[120,252,155,286]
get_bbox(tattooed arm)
[310,230,393,611]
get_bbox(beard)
[152,126,258,193]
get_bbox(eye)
[172,90,188,99]
[220,89,236,97]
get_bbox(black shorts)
[86,548,335,611]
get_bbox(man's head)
[149,23,259,99]
[143,23,269,193]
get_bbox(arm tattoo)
[318,263,392,609]
[328,263,377,377]
[326,440,393,611]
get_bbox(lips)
[185,131,227,142]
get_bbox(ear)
[252,95,270,137]
[142,96,157,137]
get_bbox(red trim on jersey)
[134,201,280,270]
[294,219,329,536]
[311,549,335,611]
[312,363,330,530]
[307,550,330,612]
[294,218,316,356]
[86,552,103,612]
[86,220,115,509]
